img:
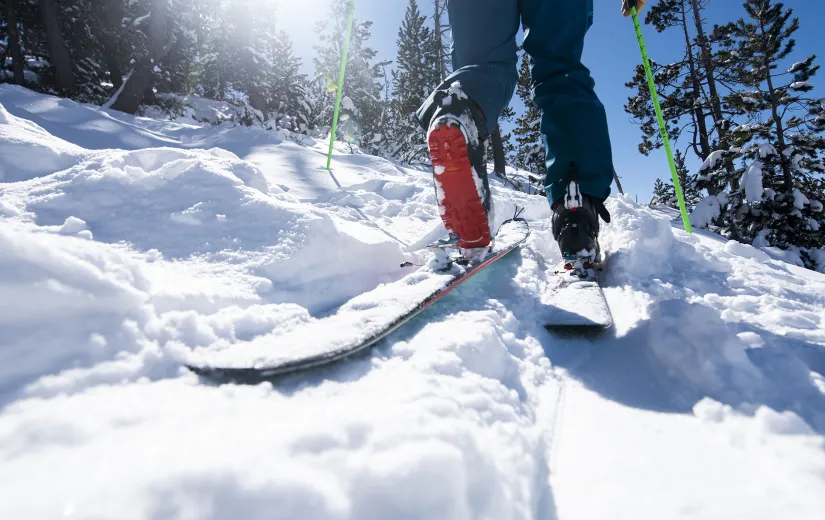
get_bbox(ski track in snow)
[1,85,825,519]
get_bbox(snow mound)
[2,146,410,314]
[0,102,87,182]
[0,224,155,393]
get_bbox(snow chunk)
[446,81,469,102]
[737,332,765,348]
[790,81,812,91]
[58,216,93,240]
[341,96,355,112]
[756,142,777,158]
[792,188,810,210]
[690,195,723,228]
[752,229,772,248]
[700,150,728,172]
[742,162,765,204]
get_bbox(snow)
[793,188,811,210]
[340,96,355,112]
[790,81,813,91]
[2,87,825,519]
[690,194,722,228]
[757,142,777,157]
[0,102,86,181]
[724,239,772,263]
[742,161,765,203]
[699,148,739,172]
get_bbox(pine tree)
[651,178,676,207]
[512,52,545,194]
[698,0,824,266]
[2,0,26,85]
[387,0,439,163]
[625,0,737,194]
[269,31,311,132]
[651,150,702,209]
[431,0,449,81]
[313,0,389,151]
[487,106,516,178]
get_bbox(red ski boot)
[426,82,494,252]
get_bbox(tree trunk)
[491,123,507,178]
[679,1,710,160]
[689,0,725,142]
[5,0,25,84]
[689,0,736,189]
[248,88,267,114]
[39,0,74,93]
[759,18,793,192]
[110,0,170,114]
[433,0,447,81]
[105,54,123,90]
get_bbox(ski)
[185,219,530,382]
[543,259,613,335]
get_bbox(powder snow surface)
[2,85,825,519]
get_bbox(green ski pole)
[325,0,357,170]
[631,5,693,233]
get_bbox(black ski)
[544,260,612,335]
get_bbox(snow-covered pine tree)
[651,178,676,207]
[313,0,389,152]
[2,0,27,85]
[110,0,179,113]
[650,150,702,209]
[512,52,545,195]
[625,0,736,195]
[226,0,278,116]
[698,0,824,267]
[195,0,232,101]
[268,31,311,133]
[387,0,439,164]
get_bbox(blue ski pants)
[416,0,615,204]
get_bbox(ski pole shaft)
[631,6,693,233]
[326,0,356,170]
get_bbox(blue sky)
[276,0,824,201]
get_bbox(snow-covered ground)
[1,84,824,519]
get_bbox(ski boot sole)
[428,123,491,250]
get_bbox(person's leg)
[521,0,615,205]
[416,0,519,135]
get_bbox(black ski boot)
[551,179,610,274]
